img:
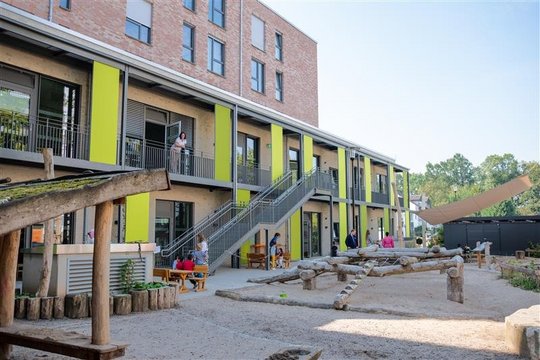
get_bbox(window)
[208,0,224,27]
[125,0,152,43]
[59,0,71,10]
[237,133,260,185]
[207,37,224,75]
[183,0,195,11]
[312,155,320,171]
[182,24,194,62]
[251,15,265,50]
[275,72,283,101]
[251,59,264,93]
[376,174,387,194]
[275,32,283,61]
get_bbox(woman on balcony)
[170,131,187,173]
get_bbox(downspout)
[350,153,356,230]
[239,0,244,96]
[232,104,238,202]
[120,66,129,168]
[48,0,53,21]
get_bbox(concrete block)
[505,305,540,359]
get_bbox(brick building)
[0,0,410,293]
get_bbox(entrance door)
[303,212,321,258]
[155,200,193,252]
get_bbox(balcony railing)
[371,191,389,205]
[1,111,89,160]
[349,186,366,201]
[237,164,272,187]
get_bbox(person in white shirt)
[170,131,187,173]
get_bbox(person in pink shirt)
[381,232,395,248]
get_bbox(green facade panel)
[214,104,231,181]
[125,193,150,243]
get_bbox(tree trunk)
[65,293,88,319]
[53,296,64,319]
[162,287,172,309]
[148,288,158,310]
[446,261,464,304]
[399,256,418,266]
[334,260,376,310]
[247,267,301,284]
[113,294,132,315]
[26,297,40,321]
[14,297,28,319]
[36,149,55,298]
[131,290,149,312]
[369,256,464,277]
[40,297,54,320]
[359,248,462,260]
[157,287,166,310]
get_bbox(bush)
[509,273,540,292]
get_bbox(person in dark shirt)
[345,229,358,249]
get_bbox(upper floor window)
[251,59,264,93]
[312,155,320,171]
[376,174,387,194]
[182,24,195,62]
[251,15,265,50]
[275,32,283,61]
[275,72,283,101]
[59,0,71,10]
[207,37,224,75]
[208,0,224,27]
[125,0,152,44]
[183,0,195,11]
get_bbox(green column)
[339,203,347,251]
[405,210,411,237]
[271,124,284,181]
[360,205,368,247]
[403,171,410,209]
[303,135,313,172]
[125,193,150,242]
[89,61,120,165]
[237,189,251,266]
[383,208,390,235]
[214,104,231,181]
[389,165,395,206]
[364,157,372,202]
[338,148,346,198]
[290,210,301,260]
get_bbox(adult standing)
[381,232,395,248]
[365,229,373,246]
[345,229,358,249]
[169,131,187,173]
[197,234,208,264]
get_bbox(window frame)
[208,0,225,28]
[183,0,195,12]
[275,32,283,61]
[59,0,71,10]
[251,15,265,51]
[275,72,283,101]
[250,59,265,93]
[125,0,152,44]
[182,23,195,63]
[207,36,225,76]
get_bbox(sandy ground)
[9,262,540,360]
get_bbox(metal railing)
[237,164,272,187]
[371,191,389,204]
[1,111,89,160]
[156,171,295,267]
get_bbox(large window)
[312,155,320,171]
[183,0,195,11]
[59,0,71,10]
[237,132,259,185]
[125,0,152,43]
[251,15,265,50]
[182,23,195,63]
[251,59,264,93]
[376,174,387,194]
[275,32,283,61]
[208,0,224,27]
[289,148,299,180]
[275,72,283,101]
[207,37,224,75]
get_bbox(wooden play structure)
[0,169,170,359]
[249,245,465,310]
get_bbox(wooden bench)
[0,325,127,359]
[247,253,266,269]
[153,268,170,282]
[525,248,540,258]
[189,265,209,292]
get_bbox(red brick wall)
[2,0,318,127]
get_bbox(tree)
[425,153,475,187]
[517,161,540,215]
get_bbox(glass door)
[0,86,32,151]
[303,212,321,258]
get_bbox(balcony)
[1,111,89,160]
[348,186,365,201]
[371,191,389,205]
[237,164,272,187]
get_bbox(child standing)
[276,247,284,269]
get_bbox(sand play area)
[9,262,540,359]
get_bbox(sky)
[262,0,540,173]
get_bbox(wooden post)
[40,297,54,320]
[26,297,40,321]
[91,200,113,345]
[391,182,404,248]
[0,230,21,359]
[446,261,464,304]
[53,296,64,319]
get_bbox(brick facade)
[3,0,318,127]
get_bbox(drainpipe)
[48,0,53,21]
[239,0,244,96]
[232,104,238,202]
[120,66,129,168]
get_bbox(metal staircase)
[157,169,335,272]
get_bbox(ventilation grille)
[67,257,147,294]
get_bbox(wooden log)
[359,248,462,260]
[334,260,377,310]
[109,296,114,316]
[325,257,352,265]
[113,294,132,315]
[303,277,317,290]
[157,287,166,310]
[53,296,64,319]
[162,287,172,310]
[0,230,21,359]
[40,297,54,320]
[26,297,40,321]
[247,267,301,284]
[148,288,158,310]
[168,284,179,307]
[87,294,92,317]
[300,270,316,280]
[446,260,464,304]
[92,200,113,345]
[369,256,463,277]
[297,261,333,272]
[431,245,441,253]
[65,293,88,319]
[335,264,367,275]
[399,256,418,266]
[337,272,347,282]
[131,290,149,312]
[14,297,28,320]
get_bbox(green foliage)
[410,153,540,217]
[120,259,135,294]
[509,273,540,292]
[132,281,166,290]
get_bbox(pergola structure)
[0,169,170,358]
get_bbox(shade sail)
[415,175,532,225]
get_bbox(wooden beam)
[0,230,21,359]
[369,256,463,277]
[1,169,170,235]
[92,201,113,345]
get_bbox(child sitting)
[183,254,198,289]
[276,247,284,269]
[175,256,184,270]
